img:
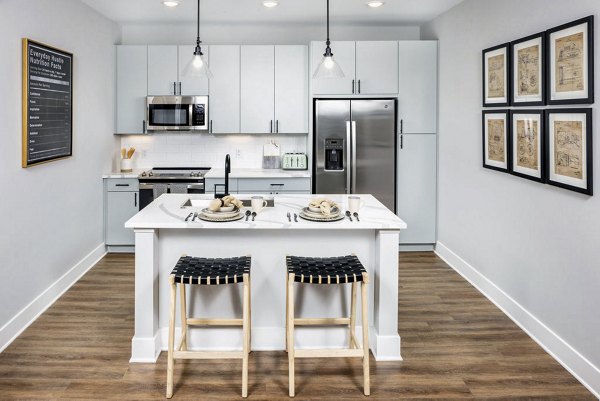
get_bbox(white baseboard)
[0,243,107,353]
[435,241,600,399]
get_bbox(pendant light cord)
[196,0,200,44]
[326,0,330,46]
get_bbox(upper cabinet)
[310,41,398,95]
[241,46,275,133]
[209,45,241,134]
[397,41,438,134]
[116,45,147,134]
[178,45,209,96]
[147,46,178,96]
[275,45,308,134]
[355,41,399,95]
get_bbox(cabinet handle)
[178,82,182,95]
[115,184,130,187]
[276,120,279,133]
[210,120,213,133]
[142,120,146,134]
[400,134,404,149]
[400,119,403,134]
[270,120,273,133]
[270,183,284,187]
[358,79,361,94]
[352,79,355,94]
[134,193,138,207]
[173,82,177,95]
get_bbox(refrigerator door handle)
[351,121,357,194]
[346,121,352,194]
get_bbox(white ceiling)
[80,0,464,25]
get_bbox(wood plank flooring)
[0,252,594,400]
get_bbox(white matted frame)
[545,109,593,195]
[482,43,511,107]
[547,16,594,105]
[510,110,544,182]
[482,110,510,172]
[511,33,545,106]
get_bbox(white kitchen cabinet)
[397,134,437,245]
[398,41,438,134]
[310,41,356,95]
[104,179,139,250]
[147,45,179,96]
[241,46,275,133]
[237,178,311,193]
[178,45,209,95]
[209,45,241,134]
[275,46,308,134]
[355,41,398,94]
[116,46,147,134]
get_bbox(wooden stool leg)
[361,275,370,396]
[166,277,177,398]
[242,274,250,398]
[179,283,188,351]
[285,271,289,353]
[349,281,358,349]
[287,273,295,397]
[247,274,252,353]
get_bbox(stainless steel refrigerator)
[313,99,396,212]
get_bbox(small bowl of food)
[219,205,235,212]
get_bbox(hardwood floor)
[0,252,594,400]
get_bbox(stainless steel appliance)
[146,96,208,131]
[138,167,210,209]
[313,99,396,212]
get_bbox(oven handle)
[187,184,205,191]
[139,183,154,190]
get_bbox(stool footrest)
[186,318,243,326]
[295,348,364,358]
[294,317,350,326]
[173,350,245,360]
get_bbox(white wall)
[0,0,119,345]
[120,22,420,45]
[421,0,600,395]
[120,134,307,170]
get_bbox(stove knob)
[141,171,146,177]
[148,171,154,177]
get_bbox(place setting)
[194,195,245,222]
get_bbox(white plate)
[197,212,244,222]
[201,208,239,218]
[299,211,345,222]
[302,206,340,218]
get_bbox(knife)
[184,212,193,222]
[192,212,198,222]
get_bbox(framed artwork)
[545,109,593,195]
[509,110,544,182]
[547,16,594,105]
[482,43,511,107]
[511,33,545,106]
[482,110,510,172]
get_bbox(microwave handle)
[210,120,213,133]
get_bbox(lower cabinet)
[105,179,139,250]
[397,134,437,246]
[206,177,311,195]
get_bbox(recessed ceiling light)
[366,1,384,8]
[162,1,180,7]
[262,1,279,8]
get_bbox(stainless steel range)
[138,167,210,210]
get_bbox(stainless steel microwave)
[146,95,208,132]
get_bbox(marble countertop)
[125,194,406,230]
[102,169,145,179]
[205,168,311,179]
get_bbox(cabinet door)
[106,191,139,246]
[148,45,178,96]
[355,41,398,95]
[209,45,240,134]
[397,134,437,244]
[241,46,275,133]
[275,46,308,134]
[178,45,209,95]
[310,41,356,95]
[398,41,438,134]
[116,46,147,134]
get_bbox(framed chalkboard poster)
[22,39,73,167]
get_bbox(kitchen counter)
[126,194,405,364]
[205,168,311,179]
[102,169,144,179]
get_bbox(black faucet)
[224,153,230,196]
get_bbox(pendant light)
[183,0,212,78]
[313,0,344,79]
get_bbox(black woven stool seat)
[171,256,250,285]
[286,255,366,284]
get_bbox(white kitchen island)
[125,194,406,363]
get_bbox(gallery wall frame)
[482,43,511,107]
[511,32,546,106]
[545,108,593,195]
[509,110,545,182]
[546,15,594,105]
[482,109,510,173]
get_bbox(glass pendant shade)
[313,54,344,79]
[183,52,212,78]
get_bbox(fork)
[287,212,291,222]
[184,212,193,222]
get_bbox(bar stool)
[166,255,251,399]
[285,254,370,397]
